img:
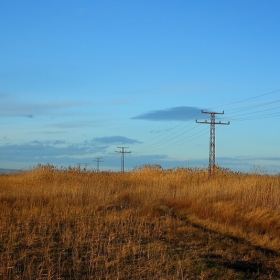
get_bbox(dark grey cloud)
[92,136,142,145]
[132,106,205,121]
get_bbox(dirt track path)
[160,214,280,279]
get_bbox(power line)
[226,99,280,114]
[131,94,278,157]
[133,123,202,154]
[91,90,279,171]
[122,92,279,167]
[212,89,280,110]
[219,103,280,122]
[224,111,280,121]
[132,111,203,154]
[134,92,280,156]
[135,126,209,154]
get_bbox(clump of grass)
[0,165,279,279]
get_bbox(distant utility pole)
[82,163,90,171]
[196,110,230,175]
[115,147,131,173]
[77,163,90,172]
[93,157,103,172]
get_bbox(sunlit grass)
[0,164,279,279]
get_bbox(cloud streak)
[92,136,142,145]
[132,106,205,121]
[0,136,142,164]
[0,94,88,118]
[0,140,109,162]
[47,121,101,129]
[0,136,278,173]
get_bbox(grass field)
[0,164,279,279]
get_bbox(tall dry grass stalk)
[0,164,279,279]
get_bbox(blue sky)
[1,0,280,172]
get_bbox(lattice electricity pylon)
[196,110,230,175]
[93,157,103,172]
[115,147,131,173]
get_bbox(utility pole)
[115,147,131,173]
[77,163,90,172]
[196,110,230,175]
[93,157,103,172]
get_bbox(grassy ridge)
[0,165,279,279]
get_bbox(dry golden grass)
[0,164,280,279]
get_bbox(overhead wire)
[225,111,280,121]
[99,89,280,167]
[132,122,201,154]
[133,127,207,155]
[131,110,204,154]
[129,89,280,157]
[219,100,280,122]
[212,89,280,109]
[139,126,209,154]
